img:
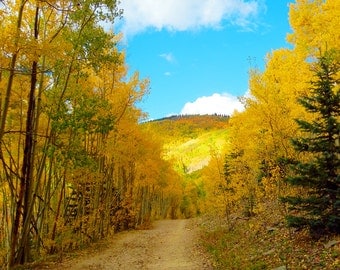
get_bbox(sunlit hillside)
[143,115,230,173]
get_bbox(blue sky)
[114,0,294,120]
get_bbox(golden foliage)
[0,1,181,267]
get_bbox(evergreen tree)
[282,51,340,236]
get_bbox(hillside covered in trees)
[0,0,339,269]
[144,115,230,218]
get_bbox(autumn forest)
[0,0,339,269]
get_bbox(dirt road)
[45,219,213,270]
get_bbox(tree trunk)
[10,5,40,266]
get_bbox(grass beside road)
[199,206,340,270]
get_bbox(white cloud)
[160,53,175,63]
[164,71,172,76]
[180,93,244,116]
[118,0,263,36]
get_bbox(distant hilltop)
[143,114,229,142]
[149,113,230,123]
